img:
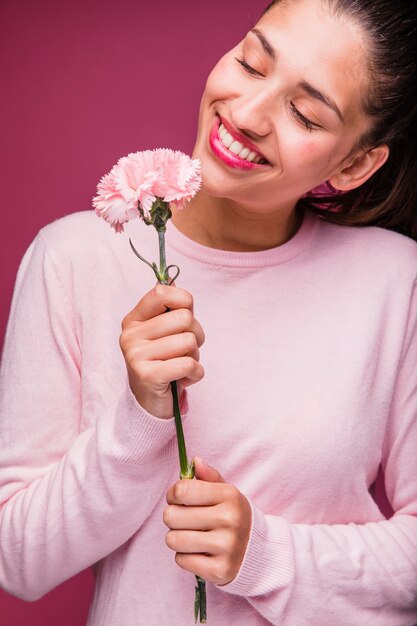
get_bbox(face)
[192,0,373,213]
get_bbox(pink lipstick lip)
[209,115,270,171]
[217,114,269,163]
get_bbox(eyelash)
[289,102,317,132]
[234,56,319,132]
[235,57,263,77]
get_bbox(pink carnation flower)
[93,149,201,232]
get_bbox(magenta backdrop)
[0,1,392,624]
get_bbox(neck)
[171,190,303,252]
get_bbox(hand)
[119,283,205,419]
[163,457,252,586]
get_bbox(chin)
[200,167,239,200]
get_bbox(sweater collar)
[165,208,320,268]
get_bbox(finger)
[174,553,211,580]
[163,504,220,531]
[124,284,194,323]
[129,333,200,363]
[193,457,225,483]
[126,310,205,347]
[174,553,234,586]
[166,529,224,555]
[166,479,235,507]
[138,358,205,388]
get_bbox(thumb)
[193,456,225,483]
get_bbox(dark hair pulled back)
[262,0,417,240]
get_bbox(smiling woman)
[1,1,417,625]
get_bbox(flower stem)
[158,230,168,279]
[170,378,193,479]
[157,230,192,478]
[157,227,207,621]
[195,576,207,623]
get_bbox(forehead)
[254,0,370,120]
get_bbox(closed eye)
[235,57,264,77]
[290,102,321,132]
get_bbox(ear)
[329,144,389,191]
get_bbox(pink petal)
[93,149,202,232]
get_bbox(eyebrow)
[249,28,344,122]
[299,81,343,121]
[250,28,277,61]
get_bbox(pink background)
[0,1,392,624]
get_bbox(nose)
[230,86,276,138]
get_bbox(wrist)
[128,379,173,420]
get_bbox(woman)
[1,0,417,624]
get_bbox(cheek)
[297,138,317,160]
[284,136,322,173]
[285,134,337,175]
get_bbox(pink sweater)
[1,208,417,625]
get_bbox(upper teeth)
[218,124,266,164]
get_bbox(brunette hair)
[262,0,417,240]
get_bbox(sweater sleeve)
[0,234,180,601]
[217,280,417,625]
